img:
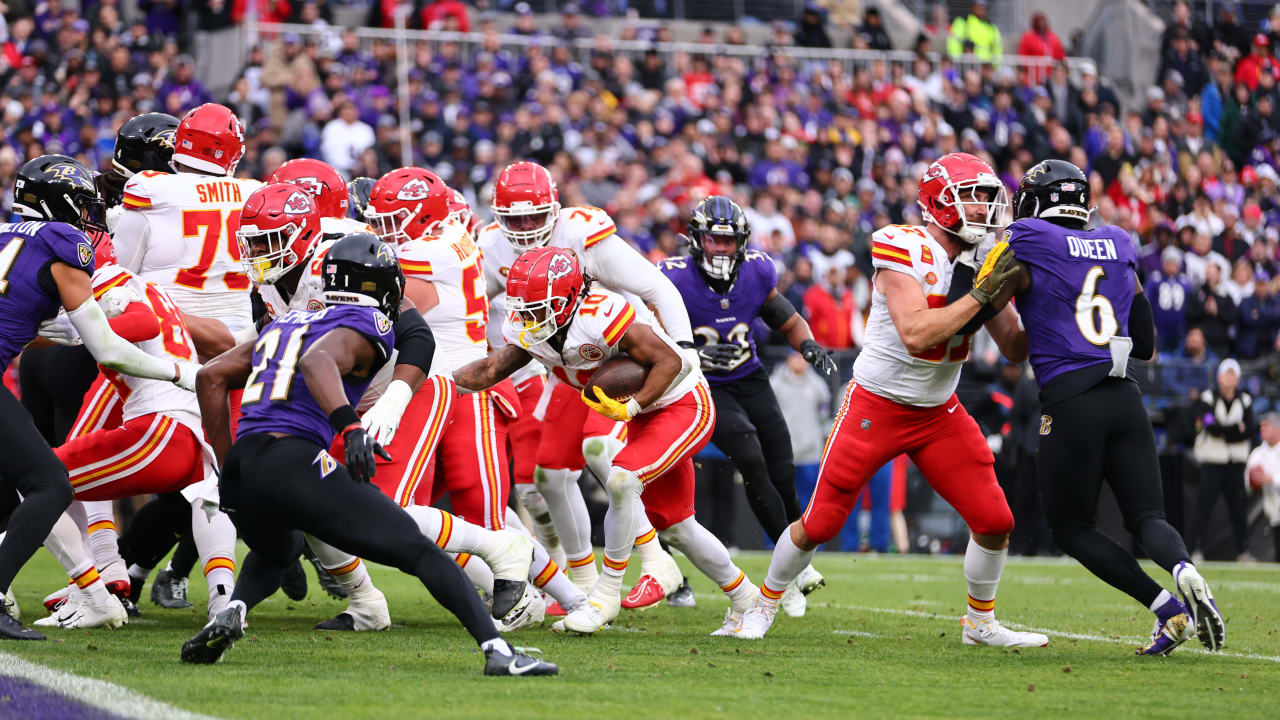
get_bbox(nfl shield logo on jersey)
[861,418,871,430]
[306,299,325,311]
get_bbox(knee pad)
[799,505,843,546]
[583,436,623,482]
[514,484,550,519]
[605,468,641,506]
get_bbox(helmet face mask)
[688,195,750,282]
[13,155,107,235]
[366,168,451,244]
[236,184,322,285]
[918,153,1008,245]
[505,247,584,347]
[238,222,305,285]
[365,205,416,245]
[492,162,560,250]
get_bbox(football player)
[734,153,1047,647]
[181,233,558,676]
[0,155,197,639]
[999,159,1224,654]
[454,247,759,636]
[478,161,688,608]
[659,195,833,617]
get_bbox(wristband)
[328,405,362,435]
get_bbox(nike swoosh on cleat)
[508,657,543,675]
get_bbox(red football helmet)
[172,103,245,176]
[917,152,1008,245]
[236,183,323,285]
[450,187,480,235]
[505,246,585,346]
[492,161,560,250]
[366,167,452,244]
[269,158,349,219]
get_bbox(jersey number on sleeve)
[242,324,310,404]
[1076,266,1118,346]
[576,293,609,317]
[175,209,251,292]
[911,295,972,363]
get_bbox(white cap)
[1218,358,1241,378]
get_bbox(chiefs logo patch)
[397,178,430,201]
[579,343,604,361]
[547,253,574,280]
[282,191,312,215]
[77,242,93,267]
[925,272,938,285]
[294,177,324,196]
[306,299,325,311]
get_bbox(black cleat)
[314,612,356,631]
[121,597,141,618]
[181,604,245,664]
[483,642,559,676]
[491,579,529,620]
[0,603,44,641]
[151,569,193,609]
[127,577,145,607]
[281,558,308,601]
[303,549,348,600]
[666,576,696,608]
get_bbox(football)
[583,356,649,401]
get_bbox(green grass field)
[4,547,1278,719]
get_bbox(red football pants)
[534,380,626,472]
[801,383,1013,543]
[508,375,545,486]
[56,412,204,501]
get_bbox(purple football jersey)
[238,304,395,447]
[1010,218,1137,387]
[658,250,777,385]
[0,221,95,367]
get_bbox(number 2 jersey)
[502,288,702,412]
[237,305,395,448]
[1008,217,1137,402]
[657,250,776,386]
[114,171,264,335]
[855,224,971,408]
[0,220,95,367]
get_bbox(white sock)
[658,518,739,589]
[601,469,643,584]
[761,529,815,606]
[514,484,566,567]
[406,506,488,555]
[127,563,151,586]
[633,516,668,568]
[480,637,512,656]
[306,535,373,596]
[457,552,494,595]
[191,501,236,613]
[1149,589,1174,613]
[964,536,1006,623]
[82,500,123,571]
[534,466,593,559]
[44,514,108,603]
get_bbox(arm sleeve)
[1129,291,1156,361]
[391,308,436,374]
[66,298,180,381]
[111,208,152,274]
[107,302,162,342]
[587,235,692,344]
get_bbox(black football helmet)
[347,177,375,223]
[321,232,405,320]
[13,155,107,234]
[1013,159,1092,228]
[112,112,179,178]
[687,195,751,283]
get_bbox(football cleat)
[732,598,777,640]
[796,565,826,595]
[498,587,546,632]
[121,597,141,618]
[1138,596,1191,656]
[1174,561,1225,651]
[316,587,390,632]
[0,601,42,640]
[181,603,245,664]
[553,586,619,635]
[3,586,19,622]
[43,584,72,612]
[485,532,534,620]
[710,607,743,637]
[99,561,130,602]
[151,569,193,609]
[780,582,807,618]
[34,593,127,630]
[483,642,559,676]
[961,616,1049,647]
[641,548,684,597]
[666,576,697,608]
[621,574,665,610]
[303,547,348,600]
[281,558,308,601]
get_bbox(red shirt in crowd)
[803,283,857,349]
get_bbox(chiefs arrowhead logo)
[397,178,430,201]
[282,191,313,215]
[546,253,574,280]
[294,176,324,196]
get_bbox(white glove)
[361,378,414,445]
[986,434,1004,456]
[105,204,124,234]
[174,361,202,392]
[99,286,141,318]
[38,310,83,346]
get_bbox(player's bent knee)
[28,466,75,510]
[605,467,641,506]
[514,484,549,517]
[799,508,841,546]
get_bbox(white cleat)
[43,585,72,612]
[710,607,743,636]
[344,587,392,631]
[34,593,127,630]
[796,565,826,595]
[1174,561,1225,651]
[961,616,1048,647]
[780,582,807,618]
[498,587,547,632]
[733,598,777,640]
[484,531,535,583]
[552,587,619,635]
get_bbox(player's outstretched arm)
[881,270,983,356]
[589,236,693,344]
[617,322,686,409]
[1129,277,1156,361]
[52,262,197,388]
[298,328,389,482]
[761,289,837,375]
[197,341,255,467]
[453,343,531,391]
[362,301,436,445]
[181,312,238,361]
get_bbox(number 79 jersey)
[397,219,487,374]
[854,224,971,408]
[1006,217,1136,387]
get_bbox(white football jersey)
[477,205,618,298]
[90,265,202,433]
[502,288,701,412]
[116,171,264,333]
[398,218,488,374]
[853,224,972,407]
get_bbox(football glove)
[799,338,837,376]
[173,361,201,392]
[969,240,1021,306]
[38,310,82,346]
[99,286,142,319]
[343,425,392,484]
[581,385,642,422]
[361,379,413,445]
[697,343,744,371]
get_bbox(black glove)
[800,338,837,376]
[343,426,392,484]
[698,343,744,371]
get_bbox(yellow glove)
[581,386,642,422]
[969,240,1021,305]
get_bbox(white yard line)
[0,650,224,720]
